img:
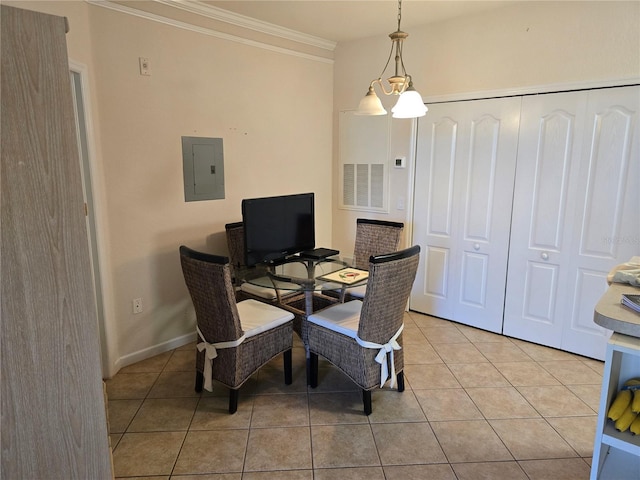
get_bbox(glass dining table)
[237,254,368,381]
[238,254,367,318]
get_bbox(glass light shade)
[391,87,427,119]
[355,87,387,115]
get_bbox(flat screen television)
[242,192,315,266]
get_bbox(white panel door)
[503,91,586,348]
[504,86,640,359]
[411,97,521,332]
[561,86,640,358]
[411,107,459,320]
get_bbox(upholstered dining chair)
[306,245,420,415]
[225,222,301,303]
[179,246,294,414]
[343,218,404,300]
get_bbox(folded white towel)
[612,269,640,287]
[607,258,640,285]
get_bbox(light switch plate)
[139,57,151,76]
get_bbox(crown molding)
[423,77,640,104]
[157,0,336,52]
[86,0,334,64]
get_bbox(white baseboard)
[109,331,197,378]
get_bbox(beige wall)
[331,1,640,256]
[89,5,333,367]
[7,1,334,375]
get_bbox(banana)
[631,415,640,435]
[608,389,632,421]
[632,389,640,414]
[614,403,638,432]
[624,377,640,387]
[623,377,640,390]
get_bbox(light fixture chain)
[397,0,402,31]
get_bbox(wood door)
[1,6,113,478]
[410,97,521,332]
[503,86,640,360]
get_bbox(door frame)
[69,60,117,378]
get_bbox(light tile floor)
[106,311,604,479]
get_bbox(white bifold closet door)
[503,86,640,360]
[410,97,521,333]
[410,85,639,359]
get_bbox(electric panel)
[182,136,224,202]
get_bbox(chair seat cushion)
[307,300,362,338]
[237,299,294,338]
[347,284,367,298]
[240,277,300,300]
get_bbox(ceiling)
[201,1,516,43]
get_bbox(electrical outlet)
[133,297,143,314]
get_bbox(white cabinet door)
[503,86,640,360]
[411,97,521,333]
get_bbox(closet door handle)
[541,252,549,261]
[473,243,481,251]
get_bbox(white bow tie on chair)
[356,324,404,388]
[196,327,246,392]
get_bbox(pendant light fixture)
[355,0,427,118]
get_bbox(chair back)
[179,245,244,343]
[353,218,404,270]
[225,221,245,270]
[358,245,420,344]
[224,222,267,285]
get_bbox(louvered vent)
[339,111,390,212]
[371,164,384,208]
[342,163,385,209]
